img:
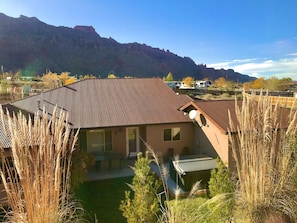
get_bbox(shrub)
[120,152,160,223]
[206,158,235,222]
[209,158,235,197]
[71,149,95,192]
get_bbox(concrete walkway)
[87,166,134,181]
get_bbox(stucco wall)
[193,115,229,165]
[79,123,195,159]
[146,122,195,158]
[113,126,147,156]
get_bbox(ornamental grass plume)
[0,106,83,223]
[228,92,297,223]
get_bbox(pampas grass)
[228,92,297,222]
[0,107,83,223]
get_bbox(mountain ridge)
[0,13,254,82]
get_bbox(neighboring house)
[3,78,196,164]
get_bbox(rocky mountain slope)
[0,13,254,82]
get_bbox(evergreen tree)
[206,158,235,222]
[120,152,160,223]
[165,72,174,81]
[209,158,234,197]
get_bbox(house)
[180,98,293,172]
[3,78,196,167]
[180,100,241,171]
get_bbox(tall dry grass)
[228,92,297,222]
[0,107,82,223]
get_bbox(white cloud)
[287,52,297,56]
[208,56,297,80]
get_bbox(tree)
[251,77,264,89]
[226,80,236,91]
[242,82,251,90]
[262,77,293,91]
[164,72,174,81]
[58,71,71,86]
[107,71,118,79]
[65,76,76,85]
[80,74,96,80]
[182,76,194,87]
[71,150,95,192]
[209,158,235,197]
[214,77,227,89]
[41,71,76,89]
[279,77,293,91]
[206,158,235,222]
[41,70,59,89]
[120,152,160,223]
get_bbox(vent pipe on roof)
[36,99,41,110]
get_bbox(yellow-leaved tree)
[41,71,59,89]
[182,76,194,88]
[251,77,264,89]
[214,77,227,89]
[41,71,76,89]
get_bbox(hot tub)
[170,155,217,191]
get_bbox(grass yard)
[75,176,133,223]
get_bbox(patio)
[87,157,136,181]
[86,156,188,197]
[86,153,214,198]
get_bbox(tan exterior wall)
[146,122,195,158]
[80,123,195,159]
[112,126,147,156]
[193,115,229,165]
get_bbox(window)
[164,128,180,141]
[87,129,112,153]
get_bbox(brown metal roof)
[8,78,193,129]
[0,114,12,149]
[181,99,293,134]
[183,100,240,133]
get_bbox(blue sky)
[1,0,297,79]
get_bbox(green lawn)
[75,176,133,223]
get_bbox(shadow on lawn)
[75,176,133,223]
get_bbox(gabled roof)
[6,78,193,129]
[180,100,239,133]
[181,99,292,134]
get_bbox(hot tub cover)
[172,157,217,175]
